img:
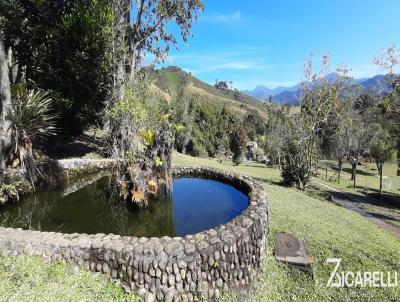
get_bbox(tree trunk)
[278,150,281,170]
[0,37,12,176]
[325,162,328,180]
[338,159,342,184]
[378,163,383,198]
[352,163,357,188]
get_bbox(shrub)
[7,83,57,181]
[0,181,22,204]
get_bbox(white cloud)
[202,10,241,23]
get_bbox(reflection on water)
[0,176,249,237]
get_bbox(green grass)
[0,256,139,302]
[0,153,399,301]
[316,160,400,228]
[174,153,400,302]
[316,160,399,197]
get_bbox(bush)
[281,139,314,189]
[7,83,57,181]
[0,181,22,204]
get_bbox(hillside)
[149,66,267,116]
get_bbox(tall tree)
[0,36,11,174]
[1,0,114,138]
[370,127,395,197]
[281,54,351,189]
[230,125,248,165]
[373,45,400,176]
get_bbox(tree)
[370,128,395,197]
[229,125,247,165]
[233,89,244,107]
[333,123,349,184]
[108,0,203,206]
[0,36,11,174]
[346,97,377,188]
[325,98,353,184]
[373,45,400,176]
[281,54,351,189]
[214,80,228,90]
[264,104,289,168]
[172,76,195,154]
[129,0,204,72]
[242,109,266,141]
[1,0,114,138]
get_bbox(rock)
[184,243,195,254]
[178,260,187,269]
[137,287,147,297]
[145,292,155,302]
[164,241,183,256]
[158,260,167,271]
[274,232,313,272]
[197,241,209,252]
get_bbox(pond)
[0,176,249,237]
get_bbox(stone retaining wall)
[0,166,268,301]
[40,158,115,185]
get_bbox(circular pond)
[0,176,249,237]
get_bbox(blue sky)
[159,0,400,90]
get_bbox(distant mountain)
[242,84,299,100]
[242,74,389,105]
[242,86,273,100]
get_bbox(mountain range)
[242,74,387,105]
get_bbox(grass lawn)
[316,160,399,197]
[316,160,400,228]
[174,153,400,302]
[0,153,399,301]
[0,256,138,302]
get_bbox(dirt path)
[314,181,400,239]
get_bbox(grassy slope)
[150,67,268,117]
[0,154,399,301]
[316,160,400,228]
[173,153,400,302]
[317,160,399,196]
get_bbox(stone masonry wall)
[40,158,115,185]
[0,166,268,302]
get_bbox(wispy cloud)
[202,10,241,23]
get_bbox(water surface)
[0,176,249,237]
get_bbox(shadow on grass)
[49,134,105,159]
[251,176,284,187]
[367,191,400,208]
[364,211,400,223]
[320,161,379,177]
